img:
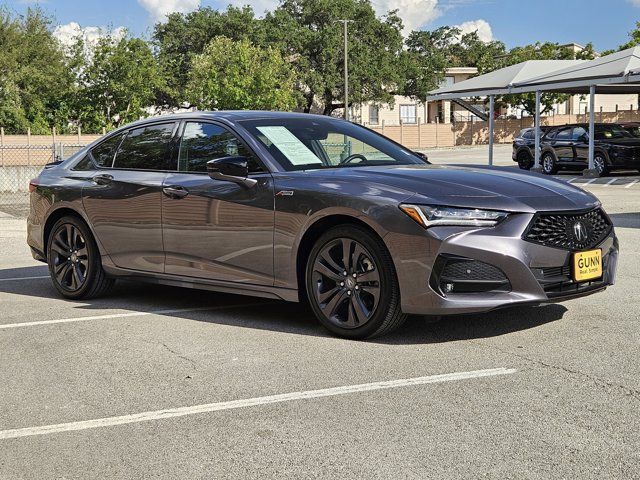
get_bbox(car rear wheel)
[306,225,406,339]
[47,216,114,299]
[517,151,532,170]
[593,153,609,177]
[541,152,558,175]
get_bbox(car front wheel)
[517,151,532,170]
[47,216,115,299]
[306,225,406,339]
[593,153,609,177]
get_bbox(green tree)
[0,7,72,133]
[153,6,263,108]
[186,37,298,111]
[74,36,164,131]
[264,0,405,114]
[401,26,505,100]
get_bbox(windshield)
[594,125,633,140]
[239,117,427,171]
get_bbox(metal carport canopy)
[426,46,640,175]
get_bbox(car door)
[572,127,589,164]
[161,121,275,285]
[82,122,178,273]
[551,127,574,161]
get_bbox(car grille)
[523,209,612,250]
[441,259,507,282]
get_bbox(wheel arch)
[295,214,388,302]
[43,206,104,259]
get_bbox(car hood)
[323,164,600,213]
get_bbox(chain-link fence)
[0,143,86,218]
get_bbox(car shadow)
[0,265,567,344]
[608,212,640,229]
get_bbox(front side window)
[239,117,426,171]
[400,105,417,124]
[556,129,572,140]
[178,122,262,173]
[113,123,176,170]
[90,133,125,167]
[572,127,587,141]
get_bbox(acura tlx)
[27,111,618,339]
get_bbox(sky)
[6,0,640,52]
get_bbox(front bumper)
[387,213,618,316]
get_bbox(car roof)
[125,110,339,127]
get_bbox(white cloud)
[53,22,126,51]
[626,0,640,6]
[454,18,494,42]
[137,0,201,21]
[372,0,441,32]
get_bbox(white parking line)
[0,275,49,282]
[584,178,598,185]
[565,177,579,184]
[604,178,617,187]
[0,303,266,330]
[0,368,516,440]
[625,179,639,189]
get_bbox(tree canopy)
[0,1,623,133]
[186,37,298,111]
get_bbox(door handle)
[92,174,113,185]
[163,185,189,199]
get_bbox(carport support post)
[583,84,599,177]
[531,90,543,173]
[488,94,494,166]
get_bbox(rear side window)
[178,122,263,173]
[113,123,176,170]
[90,133,125,167]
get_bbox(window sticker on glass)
[256,126,322,165]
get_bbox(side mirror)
[414,151,430,163]
[206,156,257,188]
[579,134,589,143]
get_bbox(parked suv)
[538,123,640,176]
[512,127,550,170]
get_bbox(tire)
[593,152,609,177]
[305,225,407,339]
[517,150,532,170]
[541,151,558,175]
[46,216,115,299]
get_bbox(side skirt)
[102,262,300,303]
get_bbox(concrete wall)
[0,166,43,192]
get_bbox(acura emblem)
[573,221,587,242]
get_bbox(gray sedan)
[27,111,618,339]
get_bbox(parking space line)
[583,178,598,186]
[0,368,516,440]
[625,179,639,189]
[604,178,617,187]
[565,177,579,184]
[0,303,267,330]
[0,275,49,282]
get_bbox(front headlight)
[399,204,508,228]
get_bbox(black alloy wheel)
[517,151,532,170]
[47,216,114,299]
[306,226,406,339]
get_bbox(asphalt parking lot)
[1,157,639,479]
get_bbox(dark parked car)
[538,123,640,176]
[512,126,551,170]
[618,121,640,138]
[28,112,618,339]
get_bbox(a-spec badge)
[276,190,295,197]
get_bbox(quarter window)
[178,122,262,173]
[113,123,176,170]
[90,133,125,167]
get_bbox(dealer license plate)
[572,249,602,282]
